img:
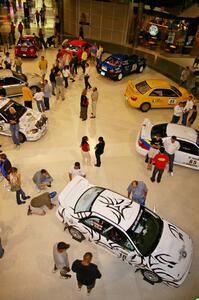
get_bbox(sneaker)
[170,172,174,176]
[150,177,155,182]
[18,201,25,205]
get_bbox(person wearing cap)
[182,96,194,126]
[68,162,86,181]
[27,192,56,216]
[53,242,71,279]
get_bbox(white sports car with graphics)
[57,176,192,287]
[0,98,47,143]
[136,119,199,170]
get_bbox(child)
[188,105,197,126]
[80,136,91,165]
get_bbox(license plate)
[22,54,27,56]
[101,71,105,76]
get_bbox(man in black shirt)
[147,133,163,170]
[95,136,105,167]
[72,252,101,295]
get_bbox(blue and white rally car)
[96,53,146,81]
[57,176,192,287]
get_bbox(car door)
[0,113,10,136]
[3,77,24,97]
[162,89,179,107]
[175,139,199,169]
[148,89,165,107]
[80,216,111,248]
[122,60,131,75]
[101,224,143,266]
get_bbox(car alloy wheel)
[68,227,85,242]
[118,73,123,80]
[142,269,161,284]
[139,66,144,73]
[140,102,151,112]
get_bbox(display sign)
[149,25,159,36]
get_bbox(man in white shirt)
[53,242,71,279]
[171,102,184,124]
[69,162,86,181]
[182,95,194,125]
[34,88,45,112]
[163,136,180,176]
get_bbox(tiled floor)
[0,2,199,300]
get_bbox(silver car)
[0,69,42,97]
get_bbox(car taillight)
[138,139,149,150]
[131,96,137,101]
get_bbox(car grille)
[35,115,48,129]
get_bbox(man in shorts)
[27,192,56,216]
[147,133,163,170]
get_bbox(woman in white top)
[34,87,45,112]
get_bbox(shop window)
[149,89,163,97]
[179,140,199,156]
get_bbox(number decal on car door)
[131,64,137,71]
[168,98,176,105]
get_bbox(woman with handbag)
[9,167,30,205]
[80,89,89,121]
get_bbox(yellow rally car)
[125,79,194,112]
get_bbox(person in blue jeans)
[9,167,30,205]
[127,180,148,206]
[8,107,20,146]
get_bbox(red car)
[61,39,92,63]
[15,35,41,58]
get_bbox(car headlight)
[27,129,38,134]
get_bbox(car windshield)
[171,86,182,96]
[12,71,27,82]
[66,45,80,52]
[127,208,163,257]
[18,39,33,46]
[75,187,105,213]
[151,123,168,138]
[135,81,151,94]
[106,57,120,66]
[0,100,27,120]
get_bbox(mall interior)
[0,0,199,299]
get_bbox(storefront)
[137,11,197,55]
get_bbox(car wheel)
[30,86,38,95]
[19,132,26,143]
[138,65,144,73]
[118,73,123,80]
[140,102,151,112]
[68,227,85,242]
[141,269,162,284]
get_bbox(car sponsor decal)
[139,138,150,150]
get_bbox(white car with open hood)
[136,119,199,170]
[0,98,47,143]
[57,176,192,287]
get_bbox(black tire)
[68,227,85,242]
[140,102,151,112]
[30,85,38,95]
[19,132,26,143]
[118,73,123,81]
[141,269,162,284]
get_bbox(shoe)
[24,196,30,200]
[82,119,87,121]
[47,184,51,187]
[170,172,174,176]
[95,164,100,167]
[60,274,71,279]
[27,205,32,215]
[18,201,25,205]
[90,116,96,118]
[150,178,155,182]
[52,267,58,273]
